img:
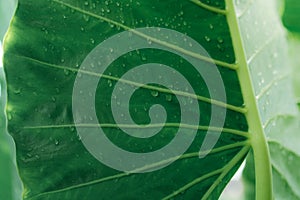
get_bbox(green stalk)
[225,0,273,199]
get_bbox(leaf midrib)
[225,0,273,199]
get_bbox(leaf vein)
[246,30,282,65]
[29,142,248,199]
[24,123,250,138]
[256,73,289,100]
[188,0,227,15]
[52,0,237,70]
[162,145,250,199]
[15,54,247,114]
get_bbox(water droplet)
[166,94,172,102]
[268,64,272,69]
[217,37,224,44]
[54,140,59,145]
[151,90,159,97]
[204,36,211,42]
[51,96,56,102]
[272,70,278,75]
[178,11,184,16]
[7,113,12,120]
[26,153,32,158]
[84,1,89,6]
[14,88,21,94]
[141,55,147,61]
[77,134,82,141]
[271,121,276,127]
[108,80,113,87]
[83,15,90,22]
[209,24,214,29]
[64,69,70,76]
[90,38,95,44]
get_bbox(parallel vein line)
[29,141,248,199]
[189,0,227,15]
[256,73,289,100]
[16,54,247,114]
[52,0,237,70]
[247,30,282,65]
[236,0,254,18]
[201,145,250,199]
[263,113,298,129]
[24,123,250,138]
[162,169,223,200]
[272,166,300,198]
[162,145,250,199]
[268,140,300,157]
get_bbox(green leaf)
[287,35,300,110]
[282,0,300,33]
[3,0,298,199]
[242,0,300,199]
[0,43,22,200]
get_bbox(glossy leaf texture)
[242,0,300,199]
[3,0,298,199]
[0,1,23,198]
[3,0,249,199]
[0,53,22,199]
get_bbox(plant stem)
[225,0,273,199]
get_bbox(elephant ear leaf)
[243,0,300,199]
[0,54,22,200]
[3,0,297,199]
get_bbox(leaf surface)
[242,0,300,199]
[0,49,22,200]
[3,0,298,199]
